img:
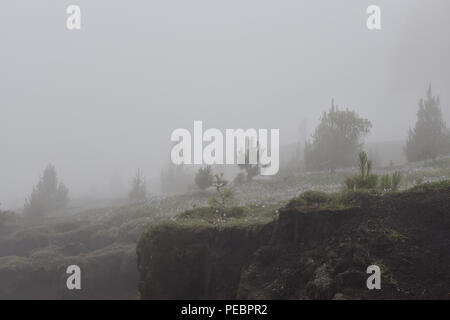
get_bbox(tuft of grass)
[380,172,402,192]
[345,152,379,191]
[298,191,331,204]
[391,172,402,191]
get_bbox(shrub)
[194,166,213,191]
[414,176,424,186]
[299,191,331,204]
[304,100,372,171]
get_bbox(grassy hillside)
[1,158,450,299]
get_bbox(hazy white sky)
[1,0,449,209]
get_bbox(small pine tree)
[128,169,147,203]
[24,164,69,218]
[195,166,213,191]
[405,86,450,162]
[208,173,234,213]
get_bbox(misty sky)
[1,0,449,209]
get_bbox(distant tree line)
[20,85,450,214]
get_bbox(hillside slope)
[137,183,450,299]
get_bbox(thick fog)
[1,0,449,209]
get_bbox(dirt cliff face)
[136,222,273,299]
[137,187,450,300]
